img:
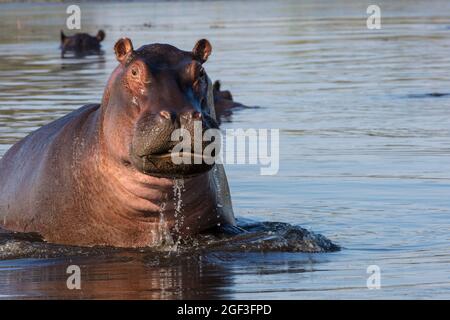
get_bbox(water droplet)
[172,178,185,247]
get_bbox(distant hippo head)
[101,38,219,178]
[60,30,105,57]
[213,80,233,101]
[212,80,249,121]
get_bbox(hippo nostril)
[159,111,171,120]
[192,112,202,120]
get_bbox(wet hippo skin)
[0,38,236,248]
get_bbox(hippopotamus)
[60,30,105,57]
[0,38,236,247]
[212,80,252,120]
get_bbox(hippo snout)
[129,110,219,177]
[131,111,177,157]
[132,111,217,156]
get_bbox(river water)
[0,0,449,299]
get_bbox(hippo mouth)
[134,151,216,178]
[146,151,215,162]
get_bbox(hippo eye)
[131,67,139,78]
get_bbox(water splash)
[212,166,221,193]
[157,201,175,250]
[0,219,339,260]
[212,165,225,226]
[142,157,146,174]
[172,178,185,248]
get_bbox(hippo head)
[101,38,219,178]
[60,30,105,57]
[213,80,233,101]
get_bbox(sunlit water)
[0,0,450,299]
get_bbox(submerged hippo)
[0,38,235,247]
[213,80,252,120]
[60,30,105,57]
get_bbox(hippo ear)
[192,39,212,64]
[60,30,66,42]
[114,38,134,63]
[213,80,221,92]
[96,30,105,42]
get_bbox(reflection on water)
[0,252,327,299]
[1,0,450,299]
[0,255,232,299]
